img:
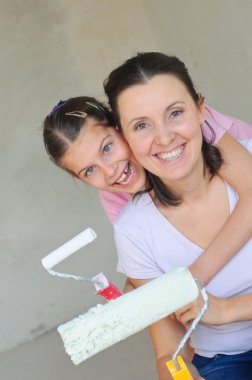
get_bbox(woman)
[44,93,252,378]
[103,52,252,379]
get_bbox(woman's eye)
[103,143,112,153]
[170,109,183,118]
[86,166,96,176]
[135,122,148,131]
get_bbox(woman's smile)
[117,74,205,185]
[154,143,186,162]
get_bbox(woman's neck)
[161,158,211,205]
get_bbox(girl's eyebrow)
[77,135,112,176]
[126,101,185,126]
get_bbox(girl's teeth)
[116,163,134,185]
[157,145,185,160]
[116,164,129,183]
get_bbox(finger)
[180,309,198,325]
[175,302,195,316]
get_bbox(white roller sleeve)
[58,267,198,365]
[41,228,97,270]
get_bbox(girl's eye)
[86,166,96,176]
[135,122,149,131]
[170,109,183,118]
[103,143,112,153]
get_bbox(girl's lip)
[113,161,138,189]
[113,161,129,184]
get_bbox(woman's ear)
[115,125,119,131]
[197,93,205,124]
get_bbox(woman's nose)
[154,124,175,146]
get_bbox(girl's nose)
[103,163,118,182]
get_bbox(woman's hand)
[128,277,206,379]
[175,293,226,326]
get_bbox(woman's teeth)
[157,144,185,161]
[116,163,134,185]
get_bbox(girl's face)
[60,118,146,193]
[117,74,205,186]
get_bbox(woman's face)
[117,74,205,186]
[60,117,146,193]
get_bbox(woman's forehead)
[117,75,192,120]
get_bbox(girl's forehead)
[79,122,110,144]
[60,123,113,172]
[84,116,110,128]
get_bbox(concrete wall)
[1,0,252,355]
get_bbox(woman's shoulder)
[240,138,252,153]
[115,192,154,229]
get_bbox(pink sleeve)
[99,190,132,224]
[203,106,252,144]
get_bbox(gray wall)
[1,0,251,366]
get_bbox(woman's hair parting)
[43,96,115,171]
[104,52,223,206]
[104,52,199,128]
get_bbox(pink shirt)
[99,106,252,223]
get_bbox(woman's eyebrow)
[165,101,185,110]
[77,135,111,176]
[127,101,185,126]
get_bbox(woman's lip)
[154,143,186,161]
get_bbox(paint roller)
[41,228,122,301]
[42,228,209,379]
[57,268,202,364]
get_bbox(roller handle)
[166,356,193,379]
[166,279,210,379]
[172,279,209,365]
[41,228,97,270]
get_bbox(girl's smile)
[60,118,146,193]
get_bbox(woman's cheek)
[131,140,149,160]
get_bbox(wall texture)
[1,0,251,357]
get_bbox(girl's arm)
[223,293,252,323]
[189,134,252,284]
[123,277,135,293]
[130,278,204,380]
[175,292,252,326]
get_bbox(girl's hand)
[123,277,135,293]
